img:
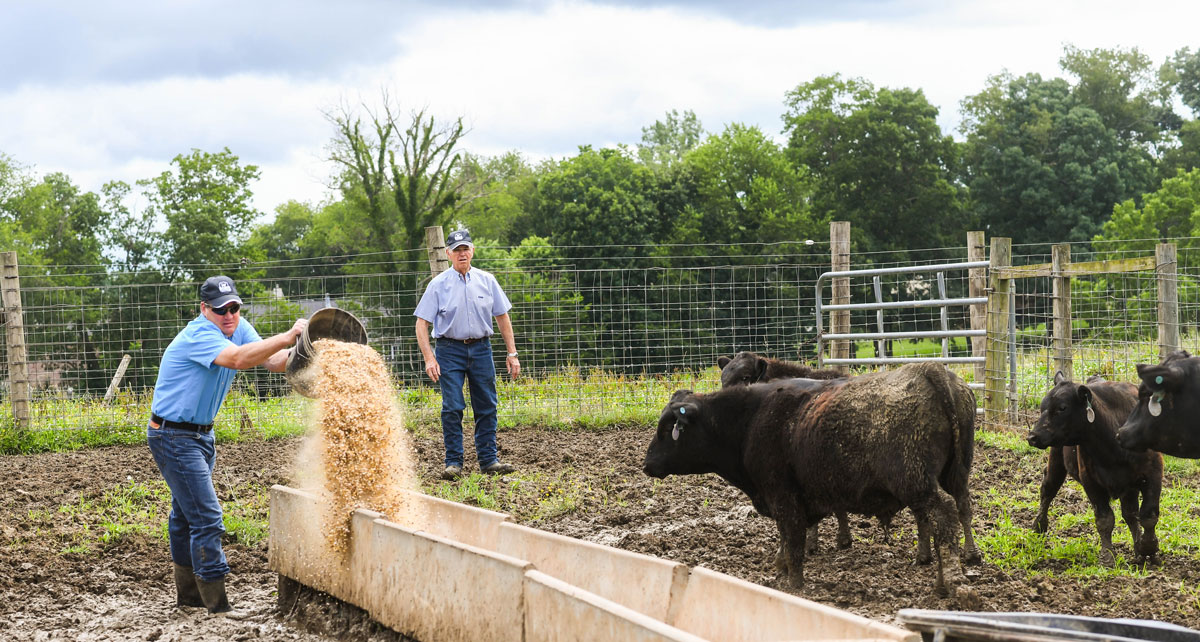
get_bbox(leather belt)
[151,413,213,433]
[440,337,486,344]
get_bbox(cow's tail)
[924,364,976,497]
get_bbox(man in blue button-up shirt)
[415,229,520,480]
[148,275,306,615]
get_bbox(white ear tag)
[1149,393,1163,417]
[1086,404,1095,423]
[671,423,680,441]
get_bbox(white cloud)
[1,0,1198,219]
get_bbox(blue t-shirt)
[150,315,262,425]
[413,267,512,339]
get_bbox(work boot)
[441,464,462,480]
[481,461,514,475]
[173,564,204,608]
[196,576,233,614]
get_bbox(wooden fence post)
[984,238,1011,429]
[1,251,31,431]
[967,231,986,385]
[830,222,851,372]
[1157,243,1179,359]
[425,226,449,277]
[1051,244,1072,378]
[103,354,133,404]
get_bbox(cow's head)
[643,389,718,478]
[718,351,768,388]
[1117,350,1200,457]
[1028,371,1096,449]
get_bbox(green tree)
[453,151,546,245]
[783,74,965,255]
[1160,48,1200,179]
[960,72,1156,244]
[141,148,262,281]
[674,123,815,253]
[1098,167,1200,252]
[533,146,665,262]
[637,109,705,171]
[327,100,478,272]
[99,180,160,273]
[1060,45,1177,147]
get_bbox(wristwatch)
[507,352,519,357]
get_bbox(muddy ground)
[4,424,1200,640]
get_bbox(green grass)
[28,479,275,555]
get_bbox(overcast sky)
[2,0,1198,217]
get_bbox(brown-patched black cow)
[717,353,861,554]
[1117,350,1200,458]
[1028,372,1162,565]
[716,351,844,388]
[644,362,980,592]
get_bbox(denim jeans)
[146,425,229,581]
[435,338,500,468]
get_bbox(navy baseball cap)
[199,275,243,309]
[447,229,473,250]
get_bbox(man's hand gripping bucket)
[285,307,368,398]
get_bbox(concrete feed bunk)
[269,485,917,641]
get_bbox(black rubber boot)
[196,576,233,614]
[173,564,204,608]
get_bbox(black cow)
[717,355,860,554]
[716,351,844,389]
[1117,350,1200,458]
[1028,372,1162,565]
[644,362,980,592]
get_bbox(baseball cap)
[447,229,473,250]
[199,275,243,309]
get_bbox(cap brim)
[209,295,243,309]
[447,241,473,250]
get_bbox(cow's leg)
[913,507,933,565]
[1118,492,1143,551]
[835,511,852,549]
[1134,485,1161,561]
[953,489,982,565]
[805,521,820,555]
[1082,484,1117,566]
[1034,447,1067,534]
[770,498,808,588]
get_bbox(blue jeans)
[436,338,501,468]
[146,425,229,581]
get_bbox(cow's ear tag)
[679,407,686,414]
[1149,392,1164,417]
[1156,375,1164,385]
[671,422,680,441]
[1086,401,1095,424]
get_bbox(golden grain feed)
[303,338,422,553]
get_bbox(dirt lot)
[4,424,1200,640]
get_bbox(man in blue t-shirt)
[415,229,520,481]
[148,275,306,615]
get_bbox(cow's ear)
[673,402,701,426]
[754,357,768,381]
[1077,384,1093,406]
[1053,370,1067,386]
[1138,364,1185,391]
[670,389,693,403]
[717,356,732,369]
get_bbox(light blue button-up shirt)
[151,315,262,424]
[414,267,512,339]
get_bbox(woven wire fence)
[1,237,1196,438]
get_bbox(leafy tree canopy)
[784,74,965,255]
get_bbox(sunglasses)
[209,304,241,316]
